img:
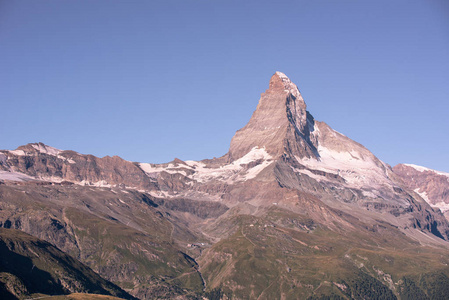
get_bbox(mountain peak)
[228,72,316,161]
[269,71,301,98]
[16,142,62,156]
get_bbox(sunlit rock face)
[229,71,317,162]
[394,163,449,219]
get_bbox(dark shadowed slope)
[0,228,134,300]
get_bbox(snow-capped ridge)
[139,147,273,184]
[187,146,273,183]
[296,142,392,190]
[403,164,449,178]
[7,143,77,164]
[30,143,62,156]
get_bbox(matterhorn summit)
[229,71,317,162]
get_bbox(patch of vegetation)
[342,272,396,300]
[398,276,427,300]
[419,271,449,299]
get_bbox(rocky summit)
[1,72,449,299]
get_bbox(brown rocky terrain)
[394,163,449,220]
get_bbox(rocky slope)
[394,163,449,219]
[0,228,134,300]
[1,72,449,299]
[0,180,206,299]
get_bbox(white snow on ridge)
[139,162,190,177]
[413,188,449,213]
[6,145,76,164]
[404,164,449,178]
[140,147,273,184]
[57,155,76,164]
[432,202,449,213]
[9,150,26,156]
[298,145,391,188]
[78,179,112,188]
[292,167,326,182]
[31,144,62,156]
[188,146,273,183]
[414,188,430,202]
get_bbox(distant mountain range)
[1,72,449,299]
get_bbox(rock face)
[1,72,449,299]
[228,71,318,161]
[393,164,449,217]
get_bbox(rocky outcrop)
[393,164,449,217]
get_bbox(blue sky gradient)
[1,1,448,172]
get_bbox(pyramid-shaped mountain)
[1,72,449,299]
[229,71,318,161]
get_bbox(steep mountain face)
[394,164,449,219]
[228,71,318,161]
[1,72,449,299]
[0,228,134,300]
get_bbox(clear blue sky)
[1,1,448,172]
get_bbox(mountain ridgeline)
[1,72,449,299]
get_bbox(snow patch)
[148,190,173,198]
[362,190,378,198]
[140,147,273,185]
[9,150,26,156]
[139,162,190,177]
[298,145,391,189]
[414,188,430,202]
[0,171,36,182]
[292,167,326,182]
[7,145,73,163]
[31,144,62,156]
[275,71,290,80]
[78,180,112,188]
[414,188,449,213]
[432,202,449,213]
[57,155,76,164]
[38,175,63,183]
[186,146,273,184]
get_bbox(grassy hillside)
[198,207,449,299]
